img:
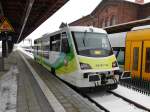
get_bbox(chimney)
[135,0,144,4]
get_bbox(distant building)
[70,0,150,28]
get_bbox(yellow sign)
[0,17,14,32]
[94,50,101,55]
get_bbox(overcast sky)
[24,0,150,42]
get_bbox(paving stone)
[12,52,54,112]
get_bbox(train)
[33,26,120,90]
[108,32,126,71]
[108,25,150,80]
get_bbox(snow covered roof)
[132,25,150,30]
[105,18,150,34]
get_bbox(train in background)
[108,25,150,80]
[108,32,126,71]
[33,26,120,90]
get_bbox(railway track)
[84,90,149,112]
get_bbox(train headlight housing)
[80,63,92,70]
[112,61,118,68]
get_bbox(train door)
[142,41,150,80]
[49,34,61,65]
[130,41,142,78]
[38,41,42,64]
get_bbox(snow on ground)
[88,91,147,112]
[0,65,18,112]
[113,85,150,109]
[17,47,34,59]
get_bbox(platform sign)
[0,17,15,32]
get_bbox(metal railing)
[119,77,150,96]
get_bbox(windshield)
[72,32,113,57]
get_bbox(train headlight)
[80,63,92,70]
[112,61,118,68]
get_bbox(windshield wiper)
[82,38,85,46]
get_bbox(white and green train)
[33,26,120,90]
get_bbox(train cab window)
[51,34,61,52]
[145,48,150,73]
[132,47,139,70]
[61,33,70,53]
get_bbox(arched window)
[106,18,110,27]
[111,15,116,26]
[92,21,95,26]
[102,19,105,28]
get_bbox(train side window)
[61,33,70,53]
[132,47,139,70]
[51,34,61,52]
[36,46,38,55]
[39,41,42,56]
[43,45,49,59]
[145,48,150,73]
[33,46,38,55]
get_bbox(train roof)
[105,18,150,34]
[126,28,150,41]
[34,26,107,42]
[68,26,107,34]
[131,25,150,31]
[108,32,127,47]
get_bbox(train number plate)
[89,75,100,82]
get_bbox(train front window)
[72,32,113,57]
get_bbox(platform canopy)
[0,0,68,43]
[105,18,150,34]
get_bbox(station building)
[70,0,150,28]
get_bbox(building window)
[102,19,105,28]
[93,21,95,26]
[106,18,110,27]
[111,15,116,26]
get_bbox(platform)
[0,50,102,112]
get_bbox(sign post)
[0,17,15,71]
[0,57,4,71]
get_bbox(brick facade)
[139,3,150,19]
[70,0,150,28]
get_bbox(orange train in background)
[125,26,150,80]
[109,25,150,80]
